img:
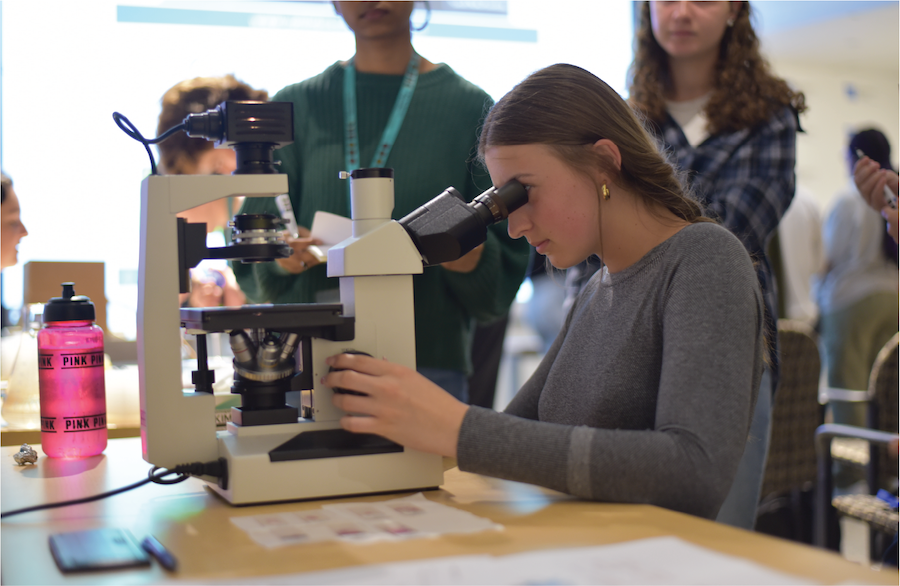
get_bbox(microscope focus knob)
[329,350,372,396]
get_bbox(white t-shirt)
[777,186,825,326]
[815,179,899,313]
[665,93,711,147]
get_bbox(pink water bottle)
[38,282,107,458]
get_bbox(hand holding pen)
[854,152,899,244]
[275,226,326,274]
[274,194,327,273]
[854,150,898,209]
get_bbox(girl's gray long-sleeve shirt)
[457,222,765,519]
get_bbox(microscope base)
[207,425,444,505]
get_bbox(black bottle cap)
[350,168,393,179]
[43,282,96,322]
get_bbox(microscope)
[135,100,527,505]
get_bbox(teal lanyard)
[343,53,420,199]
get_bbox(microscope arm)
[177,217,292,295]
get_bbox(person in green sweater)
[234,1,529,402]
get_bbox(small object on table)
[49,528,150,572]
[141,535,178,572]
[13,443,38,465]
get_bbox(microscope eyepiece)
[470,181,528,223]
[398,179,528,266]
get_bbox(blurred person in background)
[1,172,29,331]
[853,131,900,570]
[855,141,900,245]
[523,250,567,354]
[768,184,825,328]
[156,74,269,308]
[815,129,898,488]
[234,1,529,402]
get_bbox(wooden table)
[0,425,140,447]
[1,438,896,584]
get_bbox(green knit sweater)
[234,62,530,374]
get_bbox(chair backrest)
[868,332,899,488]
[761,319,822,498]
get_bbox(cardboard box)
[23,261,108,333]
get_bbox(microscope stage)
[181,304,354,340]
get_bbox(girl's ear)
[591,139,622,173]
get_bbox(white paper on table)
[474,536,817,585]
[229,493,502,549]
[310,211,352,251]
[181,535,817,585]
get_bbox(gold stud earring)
[602,184,610,200]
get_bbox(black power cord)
[0,458,227,519]
[112,112,184,176]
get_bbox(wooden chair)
[866,333,899,492]
[820,331,898,483]
[757,320,822,542]
[815,333,900,555]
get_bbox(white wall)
[771,59,900,212]
[0,0,634,338]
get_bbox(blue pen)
[141,535,177,572]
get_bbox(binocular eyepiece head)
[398,179,528,266]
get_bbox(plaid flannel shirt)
[656,105,800,395]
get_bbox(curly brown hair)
[628,1,806,135]
[156,75,268,174]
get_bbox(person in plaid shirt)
[626,1,807,530]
